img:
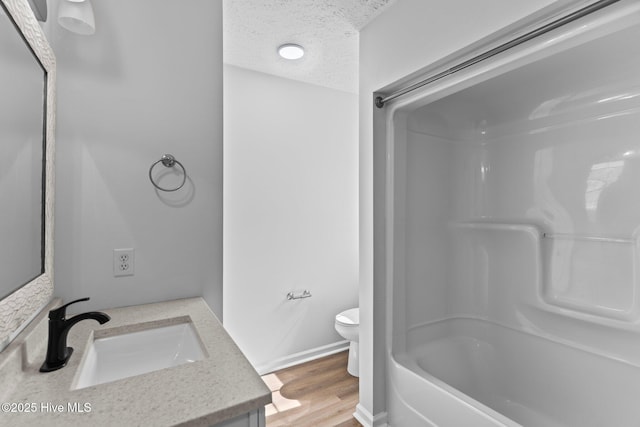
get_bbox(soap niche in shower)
[542,233,640,321]
[448,221,640,323]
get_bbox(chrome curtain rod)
[374,0,621,108]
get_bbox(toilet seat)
[335,308,359,327]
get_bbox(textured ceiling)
[223,0,395,94]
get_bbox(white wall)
[358,0,561,423]
[223,65,358,372]
[51,0,223,316]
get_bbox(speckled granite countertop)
[0,298,271,426]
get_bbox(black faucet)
[40,297,111,373]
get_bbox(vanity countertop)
[0,298,271,426]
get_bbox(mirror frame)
[0,0,55,351]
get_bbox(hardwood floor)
[262,351,362,427]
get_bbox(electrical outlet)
[113,248,134,277]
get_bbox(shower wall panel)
[399,121,489,331]
[395,17,640,360]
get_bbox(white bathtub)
[388,317,640,427]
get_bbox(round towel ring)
[148,154,187,192]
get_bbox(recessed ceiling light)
[278,44,305,60]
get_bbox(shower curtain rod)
[374,0,621,108]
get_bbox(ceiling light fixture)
[278,44,305,60]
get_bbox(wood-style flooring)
[262,351,362,427]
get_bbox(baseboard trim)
[354,404,388,427]
[255,340,350,375]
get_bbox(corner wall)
[51,0,223,316]
[223,65,359,372]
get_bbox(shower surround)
[378,1,640,425]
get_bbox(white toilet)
[334,308,359,377]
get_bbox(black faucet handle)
[49,297,90,320]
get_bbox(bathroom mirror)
[0,0,55,351]
[0,0,44,300]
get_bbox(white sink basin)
[72,321,206,390]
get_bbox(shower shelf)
[543,231,638,321]
[542,233,635,244]
[450,221,640,321]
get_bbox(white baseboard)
[255,340,349,375]
[354,404,388,427]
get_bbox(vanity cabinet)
[214,408,265,427]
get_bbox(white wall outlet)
[113,248,135,277]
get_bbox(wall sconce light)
[58,0,95,35]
